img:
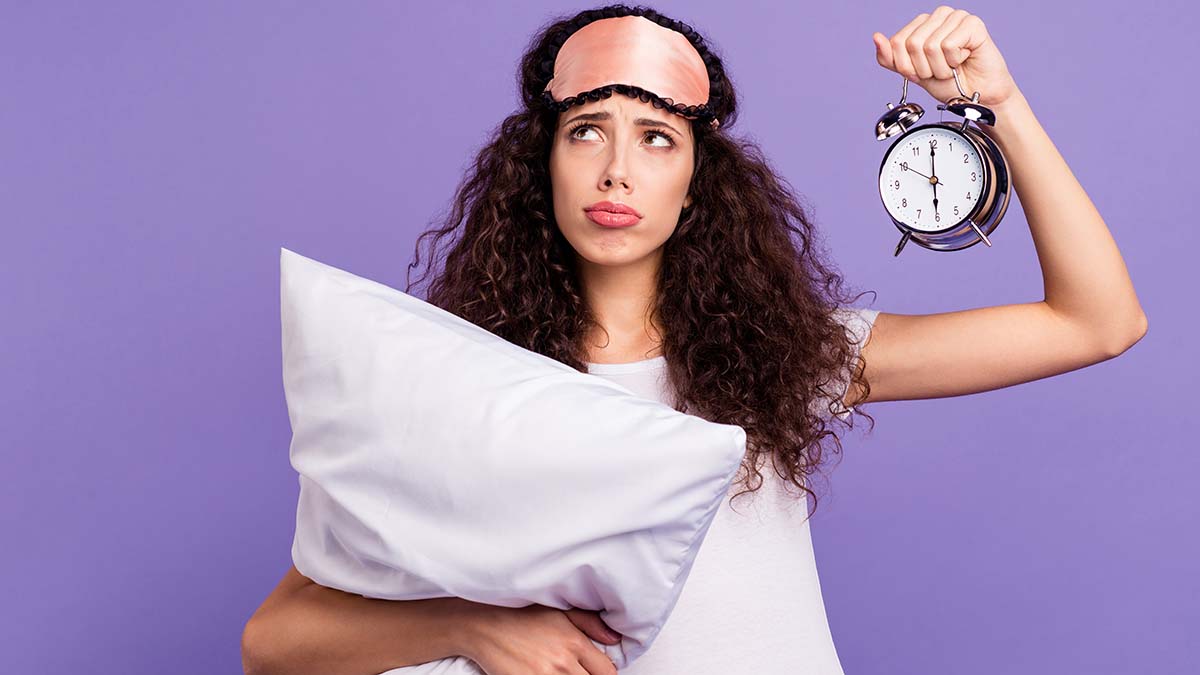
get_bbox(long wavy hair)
[405,4,877,519]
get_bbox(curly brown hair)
[404,4,877,519]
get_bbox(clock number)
[912,146,921,156]
[902,198,907,207]
[894,180,900,190]
[971,171,977,182]
[949,142,953,151]
[929,138,938,148]
[935,213,941,222]
[954,205,960,216]
[917,209,922,218]
[900,161,909,171]
[964,153,969,163]
[966,192,972,201]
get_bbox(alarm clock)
[875,68,1011,256]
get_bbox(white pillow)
[279,247,747,672]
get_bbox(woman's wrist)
[448,597,499,663]
[978,85,1032,144]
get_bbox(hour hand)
[905,165,946,187]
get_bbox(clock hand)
[903,165,947,187]
[930,144,938,214]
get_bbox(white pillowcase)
[279,248,748,672]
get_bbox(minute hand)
[931,146,938,214]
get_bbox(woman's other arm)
[240,564,479,675]
[240,564,623,675]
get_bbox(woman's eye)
[645,131,673,147]
[571,125,598,140]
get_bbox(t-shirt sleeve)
[823,306,881,421]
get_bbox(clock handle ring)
[950,68,980,102]
[898,68,980,103]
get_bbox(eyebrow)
[562,111,683,137]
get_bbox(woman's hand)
[464,603,624,675]
[872,6,1018,108]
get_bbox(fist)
[873,6,1018,108]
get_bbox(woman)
[242,5,1146,675]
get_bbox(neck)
[576,249,665,361]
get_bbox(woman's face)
[549,96,695,268]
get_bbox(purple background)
[2,1,1195,673]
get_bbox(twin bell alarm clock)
[875,68,1011,256]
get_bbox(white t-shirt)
[585,307,879,675]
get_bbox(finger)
[873,32,894,71]
[576,641,619,675]
[927,9,970,79]
[905,6,956,80]
[565,609,622,645]
[888,13,929,81]
[941,14,989,92]
[597,619,622,644]
[943,13,989,67]
[566,609,619,644]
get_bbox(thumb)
[873,32,894,70]
[564,608,623,645]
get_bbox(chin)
[577,246,646,267]
[574,237,657,267]
[560,218,669,268]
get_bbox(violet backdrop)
[2,1,1195,673]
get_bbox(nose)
[600,146,631,191]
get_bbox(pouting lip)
[584,200,643,218]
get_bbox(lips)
[584,201,643,228]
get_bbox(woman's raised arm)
[851,8,1147,407]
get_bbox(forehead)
[558,95,683,125]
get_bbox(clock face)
[878,125,986,233]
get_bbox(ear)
[683,194,693,209]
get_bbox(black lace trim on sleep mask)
[539,83,721,129]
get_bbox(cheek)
[548,149,573,207]
[657,159,694,205]
[550,142,585,182]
